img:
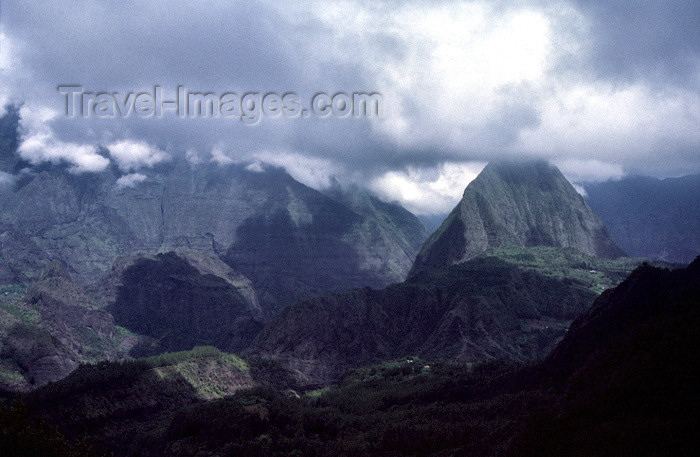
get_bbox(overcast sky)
[1,0,698,215]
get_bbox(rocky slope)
[19,347,260,455]
[0,160,427,312]
[584,174,700,263]
[249,248,646,384]
[108,251,263,355]
[0,262,137,391]
[506,256,700,456]
[1,105,428,387]
[2,105,428,308]
[4,258,695,456]
[410,160,624,275]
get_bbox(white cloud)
[2,0,699,196]
[519,83,700,164]
[185,148,203,165]
[107,140,170,172]
[210,146,234,166]
[0,171,16,188]
[17,106,110,173]
[370,162,486,215]
[571,183,587,197]
[300,1,700,173]
[245,161,265,173]
[306,1,583,152]
[115,172,148,189]
[554,158,625,183]
[250,150,346,189]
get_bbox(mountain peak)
[410,160,624,275]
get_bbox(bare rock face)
[410,161,624,276]
[107,251,264,355]
[0,262,137,391]
[0,158,427,312]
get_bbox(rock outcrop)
[410,161,624,276]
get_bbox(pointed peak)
[410,159,624,275]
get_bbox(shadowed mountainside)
[250,247,647,384]
[3,257,696,456]
[584,174,700,264]
[1,106,428,313]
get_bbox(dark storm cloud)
[573,0,700,85]
[2,0,386,172]
[0,0,698,214]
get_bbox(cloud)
[185,148,204,165]
[16,106,110,173]
[554,158,625,183]
[518,83,700,175]
[107,140,170,172]
[210,146,234,166]
[0,0,698,213]
[570,183,588,197]
[115,173,148,189]
[244,161,265,173]
[571,0,700,84]
[370,162,486,215]
[250,150,346,190]
[0,171,16,189]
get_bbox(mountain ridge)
[410,160,624,276]
[584,174,700,263]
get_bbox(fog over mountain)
[0,1,698,215]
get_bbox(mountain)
[505,256,700,456]
[3,258,696,456]
[0,139,427,314]
[250,247,645,384]
[0,261,137,391]
[221,169,428,311]
[0,105,27,174]
[584,174,700,263]
[410,160,624,275]
[108,251,263,356]
[1,107,431,387]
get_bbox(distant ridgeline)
[585,174,700,264]
[0,105,429,389]
[0,102,691,396]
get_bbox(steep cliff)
[410,161,624,276]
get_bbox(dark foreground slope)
[585,174,700,263]
[506,256,700,456]
[250,247,647,384]
[1,258,697,456]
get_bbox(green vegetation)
[0,299,39,327]
[0,360,24,388]
[340,357,430,385]
[0,284,34,329]
[141,346,247,370]
[4,250,698,457]
[483,246,666,293]
[144,347,253,400]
